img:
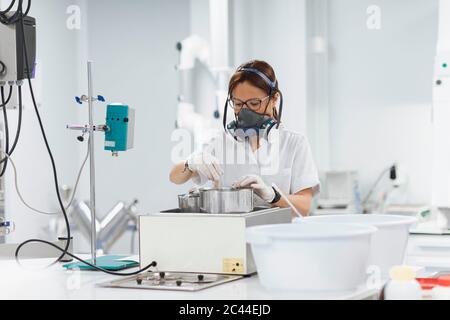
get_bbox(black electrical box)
[0,15,36,82]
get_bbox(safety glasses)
[228,96,271,112]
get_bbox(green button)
[443,63,448,68]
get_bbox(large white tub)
[246,223,377,292]
[298,214,417,278]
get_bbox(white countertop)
[0,257,379,300]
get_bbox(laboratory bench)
[0,257,380,300]
[4,230,450,300]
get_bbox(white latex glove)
[232,175,275,203]
[186,152,224,182]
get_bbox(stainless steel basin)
[199,188,254,214]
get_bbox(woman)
[170,60,320,216]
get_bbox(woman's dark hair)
[228,60,280,120]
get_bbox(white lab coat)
[194,127,321,204]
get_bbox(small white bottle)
[384,266,423,300]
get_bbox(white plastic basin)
[298,214,417,279]
[246,223,377,292]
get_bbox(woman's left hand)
[232,175,275,203]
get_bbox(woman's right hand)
[186,152,224,182]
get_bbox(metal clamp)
[66,124,109,142]
[75,95,106,105]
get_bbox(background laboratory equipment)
[314,171,362,215]
[140,207,291,276]
[65,61,138,270]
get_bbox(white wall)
[231,0,308,134]
[324,0,438,204]
[80,0,191,226]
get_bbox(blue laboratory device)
[104,104,135,154]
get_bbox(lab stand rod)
[87,61,97,265]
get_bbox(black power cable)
[0,85,13,106]
[0,0,28,25]
[0,0,16,14]
[23,0,30,16]
[11,2,157,275]
[0,85,23,168]
[0,87,11,177]
[0,61,6,75]
[16,11,71,264]
[16,241,157,276]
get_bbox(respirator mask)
[226,108,278,141]
[223,67,283,141]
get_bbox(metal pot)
[178,192,201,213]
[199,188,254,214]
